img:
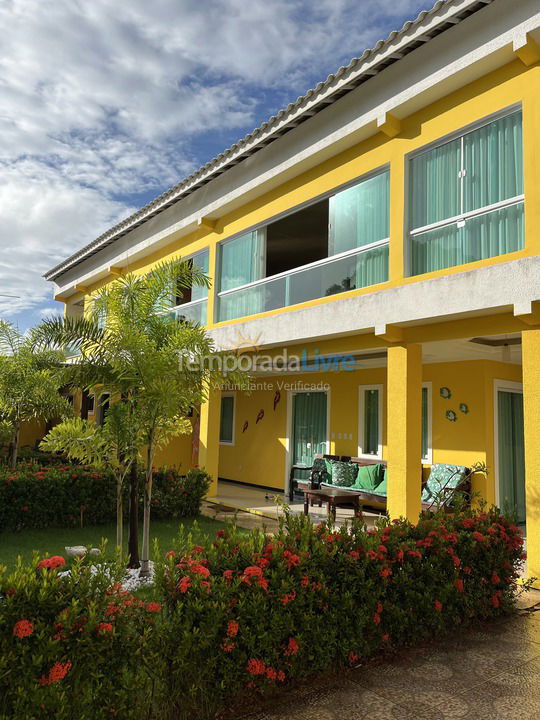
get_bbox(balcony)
[217,240,389,323]
[170,298,208,325]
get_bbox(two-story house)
[45,0,540,582]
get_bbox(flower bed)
[0,464,211,531]
[0,508,526,719]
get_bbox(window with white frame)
[408,108,524,276]
[421,383,432,464]
[358,385,383,459]
[219,394,235,445]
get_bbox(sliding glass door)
[292,392,328,469]
[497,385,525,524]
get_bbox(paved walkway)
[243,594,540,720]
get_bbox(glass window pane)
[409,138,461,229]
[219,231,264,292]
[363,389,379,455]
[191,250,209,302]
[220,396,235,444]
[412,202,524,275]
[329,171,389,254]
[464,111,523,213]
[292,392,328,466]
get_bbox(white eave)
[44,0,498,285]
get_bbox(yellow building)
[46,0,540,582]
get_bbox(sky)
[0,0,432,331]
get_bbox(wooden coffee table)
[301,487,364,521]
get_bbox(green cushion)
[374,470,387,496]
[422,464,467,503]
[324,458,333,477]
[352,463,383,492]
[330,460,358,487]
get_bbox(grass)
[0,516,233,570]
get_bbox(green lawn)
[0,516,232,569]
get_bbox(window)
[421,383,432,464]
[217,170,389,322]
[219,394,235,445]
[409,109,524,275]
[171,249,209,325]
[358,385,383,460]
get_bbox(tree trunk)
[9,425,19,470]
[140,444,154,577]
[127,460,140,568]
[116,475,123,551]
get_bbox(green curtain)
[219,396,235,444]
[355,244,389,289]
[412,203,524,275]
[329,171,389,255]
[292,392,327,467]
[409,138,461,229]
[410,110,524,275]
[421,387,428,460]
[363,389,379,455]
[218,230,265,321]
[464,111,523,212]
[497,390,525,523]
[190,249,209,302]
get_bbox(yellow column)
[522,328,540,585]
[198,385,221,497]
[387,343,423,521]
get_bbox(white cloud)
[0,0,430,327]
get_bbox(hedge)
[0,464,211,532]
[0,507,526,720]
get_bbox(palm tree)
[0,320,72,468]
[34,260,245,571]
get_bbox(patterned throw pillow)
[422,464,467,502]
[330,460,359,487]
[311,457,331,485]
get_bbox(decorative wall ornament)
[459,403,469,414]
[440,387,452,399]
[446,410,457,422]
[256,409,265,424]
[273,390,281,411]
[242,421,249,433]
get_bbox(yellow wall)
[77,58,540,329]
[217,359,523,499]
[19,419,47,449]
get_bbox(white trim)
[493,378,523,509]
[357,384,383,461]
[422,382,433,465]
[285,388,331,494]
[219,392,236,446]
[217,238,389,298]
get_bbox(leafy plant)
[0,320,72,468]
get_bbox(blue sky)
[0,0,432,331]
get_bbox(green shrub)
[0,507,526,719]
[0,464,211,532]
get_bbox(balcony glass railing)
[170,298,208,326]
[217,240,389,323]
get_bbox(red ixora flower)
[246,658,266,676]
[97,622,113,635]
[216,529,226,538]
[146,602,162,613]
[20,506,29,511]
[13,620,34,639]
[454,578,464,593]
[40,661,72,686]
[283,550,301,570]
[348,650,359,665]
[37,556,66,571]
[178,576,192,593]
[434,600,443,612]
[223,569,234,584]
[241,565,268,590]
[227,620,239,637]
[190,563,210,578]
[284,637,299,657]
[373,612,381,625]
